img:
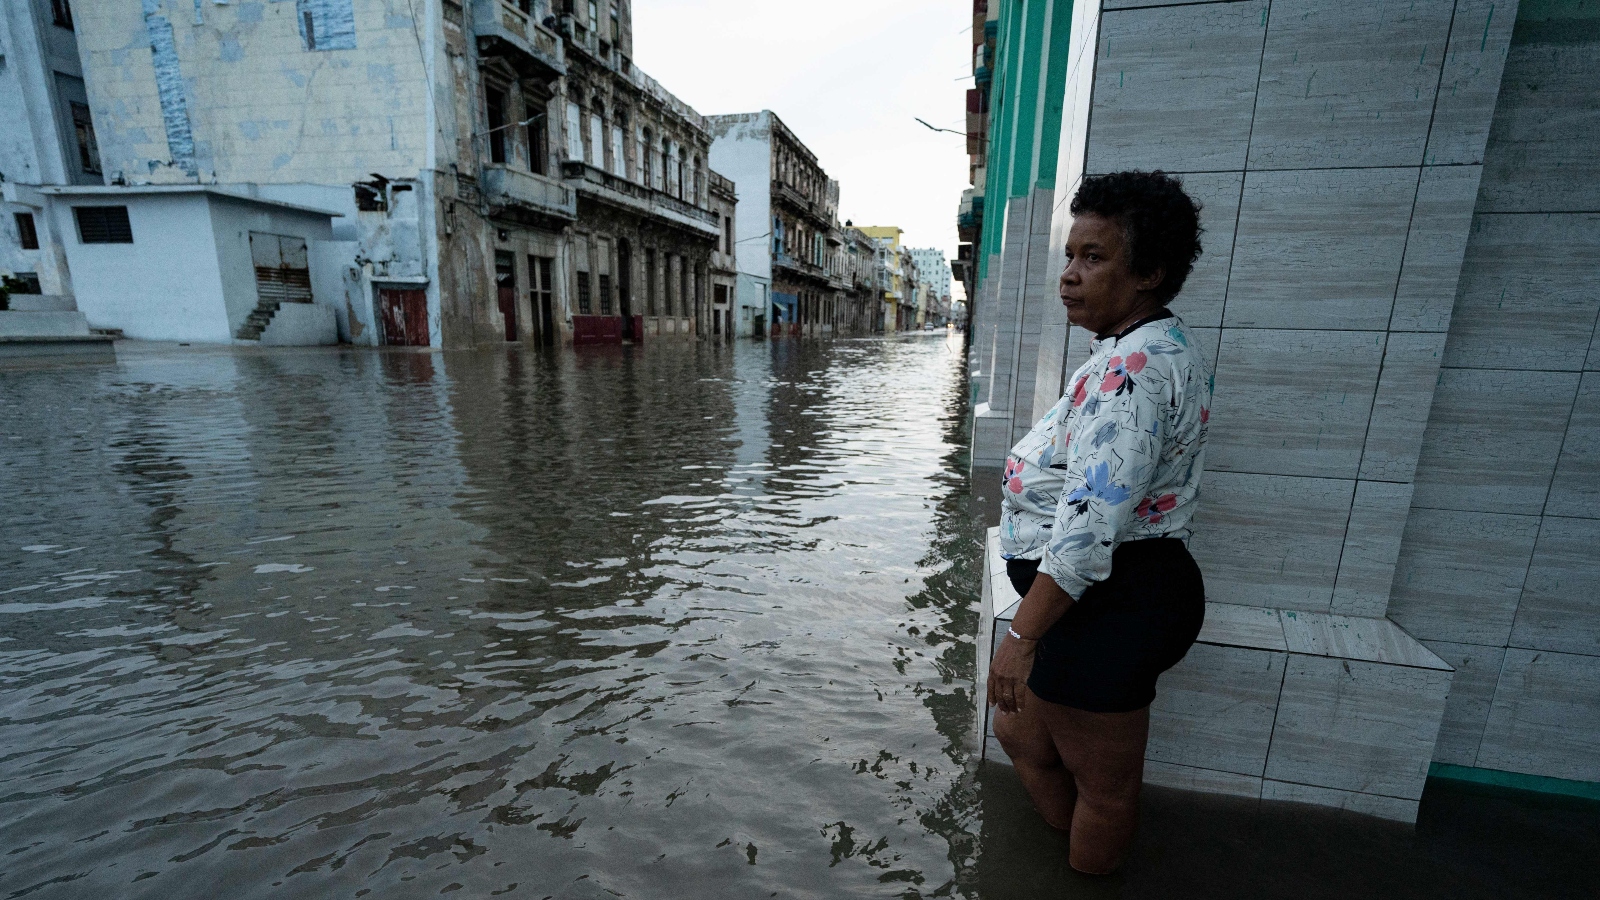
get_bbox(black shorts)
[1006,538,1205,713]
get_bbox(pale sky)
[631,0,973,301]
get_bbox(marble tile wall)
[1056,0,1508,616]
[1395,10,1600,785]
[1477,649,1600,784]
[1187,472,1353,611]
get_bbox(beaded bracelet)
[1007,627,1038,642]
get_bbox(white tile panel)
[1410,367,1577,515]
[1441,213,1600,373]
[1424,0,1519,165]
[1264,654,1451,800]
[1277,609,1449,670]
[1509,516,1600,658]
[1088,0,1268,173]
[1388,508,1541,646]
[1476,41,1600,213]
[1148,642,1286,777]
[1188,472,1354,611]
[1199,601,1287,652]
[1247,0,1455,169]
[1331,481,1415,618]
[1224,168,1418,331]
[1390,166,1484,333]
[1421,640,1506,767]
[1171,172,1243,330]
[1358,332,1448,484]
[1207,328,1385,479]
[1477,648,1600,784]
[1260,780,1420,823]
[1546,373,1600,519]
[1144,760,1263,800]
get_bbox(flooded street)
[0,335,985,899]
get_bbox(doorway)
[378,288,429,346]
[529,254,555,346]
[495,251,517,342]
[618,239,634,340]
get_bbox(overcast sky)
[631,0,973,299]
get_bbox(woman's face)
[1058,213,1164,335]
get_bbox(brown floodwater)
[0,335,985,899]
[5,335,1597,900]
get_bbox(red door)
[498,285,518,342]
[379,288,430,346]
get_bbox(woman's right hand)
[987,632,1037,714]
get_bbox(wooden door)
[498,285,518,342]
[379,288,429,346]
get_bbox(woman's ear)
[1136,266,1166,295]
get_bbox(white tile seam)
[1211,0,1273,387]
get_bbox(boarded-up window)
[70,101,101,174]
[296,0,357,51]
[250,233,314,305]
[74,206,132,243]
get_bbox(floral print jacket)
[999,314,1213,599]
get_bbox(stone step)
[975,527,1453,823]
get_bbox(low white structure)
[37,186,339,345]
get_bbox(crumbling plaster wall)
[73,0,432,186]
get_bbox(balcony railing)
[481,164,577,221]
[770,180,829,226]
[708,169,736,199]
[559,160,718,236]
[474,1,565,78]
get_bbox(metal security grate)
[253,266,314,305]
[74,206,132,244]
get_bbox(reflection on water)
[0,336,983,899]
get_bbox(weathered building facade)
[0,0,730,350]
[709,110,865,338]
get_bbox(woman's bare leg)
[992,689,1078,830]
[1043,703,1149,874]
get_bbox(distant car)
[923,323,934,330]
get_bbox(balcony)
[473,1,565,79]
[770,180,829,227]
[481,164,576,221]
[559,160,719,238]
[772,251,827,283]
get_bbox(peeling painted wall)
[140,0,198,176]
[74,0,432,186]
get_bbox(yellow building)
[857,226,903,330]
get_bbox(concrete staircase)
[975,528,1453,822]
[235,297,282,341]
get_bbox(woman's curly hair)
[1070,171,1203,303]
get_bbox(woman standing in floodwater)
[988,170,1210,874]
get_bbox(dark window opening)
[15,213,40,250]
[74,206,132,244]
[2,272,42,295]
[724,216,733,255]
[70,102,101,175]
[485,86,508,164]
[598,273,612,315]
[576,270,592,314]
[644,247,657,315]
[354,179,389,212]
[526,107,548,175]
[51,0,73,30]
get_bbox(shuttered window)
[74,206,132,244]
[250,232,314,304]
